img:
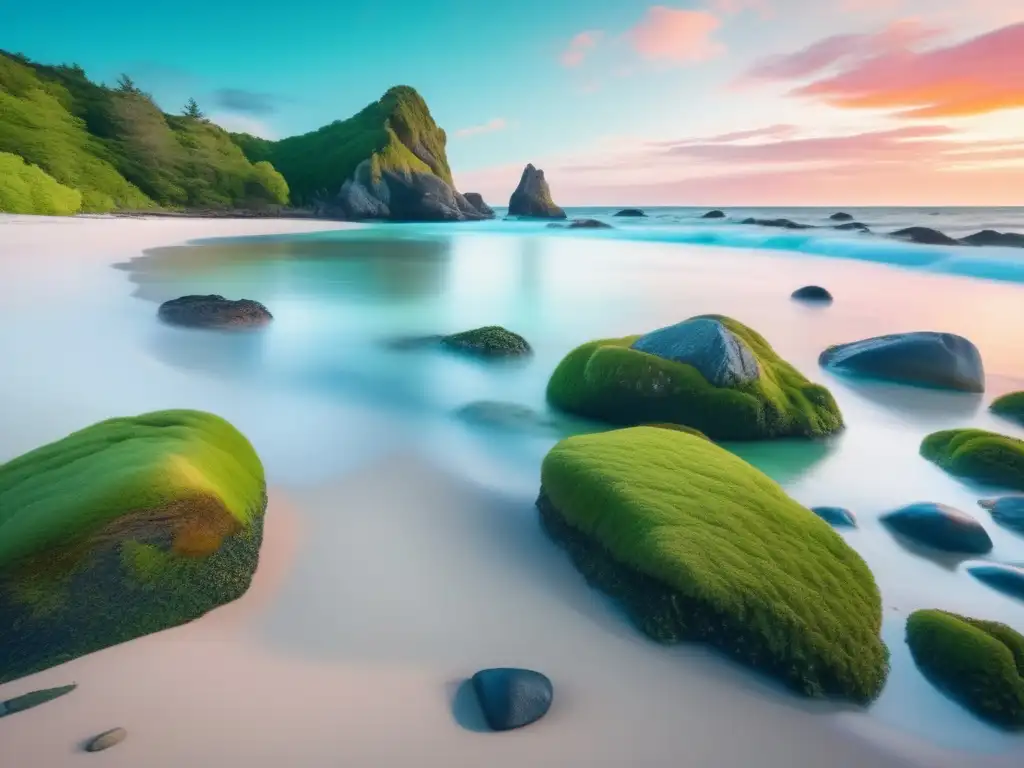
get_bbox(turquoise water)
[4,219,1024,761]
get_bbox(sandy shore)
[1,214,1022,767]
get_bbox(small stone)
[471,668,553,731]
[86,727,127,752]
[811,506,857,527]
[979,496,1024,535]
[968,563,1024,601]
[881,502,992,554]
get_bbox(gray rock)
[810,506,857,527]
[830,212,854,221]
[508,164,566,219]
[968,564,1024,601]
[890,227,959,246]
[158,295,272,329]
[567,219,612,229]
[631,317,760,387]
[961,230,1024,248]
[471,668,553,731]
[818,332,984,393]
[701,210,726,219]
[881,502,992,554]
[0,684,76,717]
[740,217,813,230]
[455,401,556,435]
[614,208,646,217]
[463,192,495,217]
[979,496,1024,535]
[834,221,870,232]
[86,727,127,752]
[792,285,833,302]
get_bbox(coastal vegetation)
[991,392,1024,425]
[921,429,1024,491]
[538,426,888,703]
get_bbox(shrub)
[0,151,81,214]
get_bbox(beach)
[1,213,1024,767]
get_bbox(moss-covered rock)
[158,294,272,329]
[991,392,1024,426]
[906,610,1024,729]
[546,315,843,440]
[538,426,888,703]
[921,429,1024,491]
[440,326,531,358]
[0,410,266,683]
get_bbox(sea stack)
[508,164,566,219]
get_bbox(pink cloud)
[561,30,604,68]
[453,118,508,138]
[627,7,725,63]
[712,0,772,15]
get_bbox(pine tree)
[182,98,205,119]
[115,74,140,94]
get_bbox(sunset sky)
[3,0,1022,205]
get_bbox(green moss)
[906,610,1024,729]
[641,422,710,440]
[546,315,843,440]
[539,426,887,703]
[992,392,1024,426]
[0,151,81,214]
[440,326,532,357]
[921,429,1024,491]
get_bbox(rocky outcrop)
[834,221,870,232]
[830,212,854,221]
[792,285,833,303]
[890,227,959,246]
[741,217,812,230]
[702,210,726,219]
[631,317,760,387]
[819,332,985,393]
[961,230,1024,248]
[567,218,612,229]
[463,192,495,217]
[158,295,272,329]
[881,502,992,554]
[508,164,566,219]
[614,208,646,217]
[471,668,553,731]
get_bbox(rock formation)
[508,164,566,219]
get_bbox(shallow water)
[3,221,1024,761]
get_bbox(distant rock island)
[508,164,566,219]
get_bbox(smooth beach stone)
[538,427,887,703]
[906,610,1024,729]
[0,684,76,717]
[567,218,612,229]
[791,285,833,302]
[631,317,760,388]
[880,502,992,554]
[980,496,1024,534]
[991,391,1024,425]
[968,564,1024,601]
[439,326,532,357]
[471,668,553,731]
[701,209,726,219]
[922,429,1024,491]
[961,230,1024,248]
[463,192,495,217]
[810,506,857,527]
[507,164,566,219]
[86,727,127,752]
[818,332,985,393]
[829,212,854,221]
[889,227,959,246]
[158,294,272,329]
[614,208,646,217]
[0,410,267,684]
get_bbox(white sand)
[0,215,1022,767]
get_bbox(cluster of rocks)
[0,683,127,752]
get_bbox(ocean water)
[3,213,1024,763]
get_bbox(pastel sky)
[2,0,1022,205]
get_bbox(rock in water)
[811,506,857,527]
[567,218,612,229]
[991,392,1024,425]
[792,285,833,303]
[471,668,553,731]
[890,227,959,246]
[86,728,127,752]
[614,208,646,217]
[830,212,854,221]
[741,217,812,229]
[440,326,532,357]
[538,427,887,703]
[921,429,1024,491]
[0,684,77,717]
[508,164,566,219]
[961,230,1024,248]
[158,295,272,329]
[968,564,1024,601]
[880,502,992,554]
[979,496,1024,535]
[631,317,760,388]
[0,410,267,684]
[463,192,495,217]
[834,221,870,232]
[701,209,726,219]
[818,332,984,392]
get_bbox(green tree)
[182,98,204,119]
[0,151,82,215]
[115,74,140,94]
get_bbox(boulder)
[454,401,555,435]
[791,285,833,303]
[630,317,760,388]
[991,391,1024,425]
[880,502,992,554]
[567,218,612,229]
[508,164,566,219]
[811,506,857,527]
[818,332,985,392]
[922,429,1024,491]
[85,728,127,752]
[834,221,870,232]
[979,496,1024,534]
[440,326,532,357]
[463,192,495,217]
[968,564,1024,601]
[338,161,491,222]
[961,230,1024,248]
[158,294,272,329]
[701,210,726,219]
[0,684,76,717]
[0,410,266,684]
[547,314,843,440]
[830,212,854,221]
[538,427,887,703]
[613,208,646,217]
[471,668,553,731]
[890,227,959,246]
[741,217,812,230]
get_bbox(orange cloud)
[561,30,604,68]
[627,7,725,63]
